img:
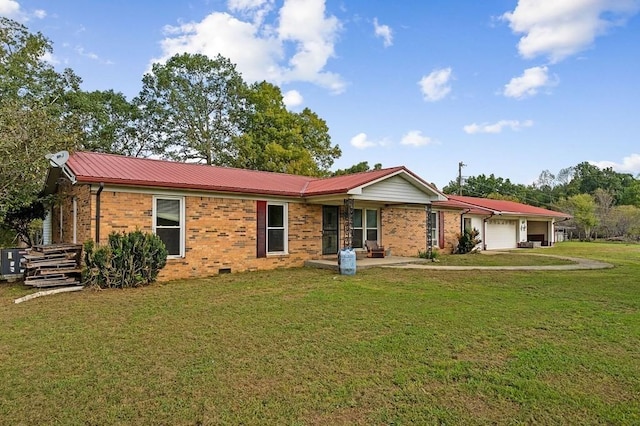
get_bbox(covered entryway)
[486,219,517,249]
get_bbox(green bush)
[456,227,482,254]
[418,248,439,260]
[83,230,168,288]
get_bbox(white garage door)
[486,219,517,250]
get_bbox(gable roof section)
[445,195,570,218]
[304,166,446,200]
[61,151,444,200]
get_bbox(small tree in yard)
[83,230,167,288]
[456,227,482,254]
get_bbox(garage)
[485,219,517,250]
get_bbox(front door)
[322,206,339,255]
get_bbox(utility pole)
[458,161,466,195]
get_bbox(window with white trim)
[267,203,287,253]
[352,208,379,248]
[430,211,438,247]
[153,196,185,257]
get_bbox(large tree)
[0,18,79,224]
[560,194,598,240]
[137,53,247,165]
[229,81,341,176]
[65,89,152,157]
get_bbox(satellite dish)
[46,150,70,168]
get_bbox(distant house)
[44,152,570,280]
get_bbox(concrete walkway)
[305,253,613,272]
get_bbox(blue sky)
[3,0,640,188]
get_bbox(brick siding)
[52,184,323,281]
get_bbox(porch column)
[426,204,433,258]
[342,198,354,249]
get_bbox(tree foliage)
[232,81,340,176]
[137,53,247,165]
[0,18,79,224]
[65,89,151,157]
[332,161,382,176]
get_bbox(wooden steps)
[22,244,83,288]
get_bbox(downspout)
[460,208,471,232]
[482,213,495,250]
[95,183,104,243]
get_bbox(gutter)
[459,208,471,232]
[95,183,104,243]
[482,213,496,250]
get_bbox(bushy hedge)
[83,230,168,288]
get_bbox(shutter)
[438,211,445,249]
[257,200,267,258]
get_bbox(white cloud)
[590,153,640,174]
[464,119,533,134]
[0,0,20,17]
[373,18,393,47]
[282,89,303,108]
[503,66,555,99]
[502,0,640,63]
[41,51,59,66]
[418,67,452,102]
[154,0,344,94]
[400,130,435,147]
[0,0,47,20]
[350,133,380,149]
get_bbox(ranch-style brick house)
[44,151,569,280]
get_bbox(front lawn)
[429,251,577,266]
[1,242,639,424]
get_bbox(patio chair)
[365,240,385,258]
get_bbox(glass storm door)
[322,206,339,255]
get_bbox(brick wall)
[55,185,324,281]
[381,207,462,256]
[441,210,462,254]
[381,207,427,256]
[52,181,92,245]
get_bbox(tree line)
[0,18,341,244]
[443,162,640,241]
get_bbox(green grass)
[429,251,577,266]
[1,242,639,424]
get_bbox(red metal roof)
[445,195,570,218]
[66,151,417,198]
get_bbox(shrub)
[456,227,482,254]
[418,248,439,260]
[83,230,168,288]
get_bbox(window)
[352,209,363,248]
[267,203,287,253]
[464,217,472,232]
[366,209,378,242]
[351,208,378,248]
[153,197,184,257]
[429,211,438,247]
